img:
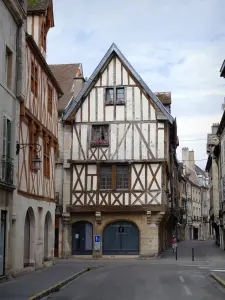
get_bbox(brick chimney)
[182,147,189,168]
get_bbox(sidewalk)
[0,260,97,300]
[211,271,225,288]
[162,240,225,263]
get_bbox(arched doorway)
[72,221,93,255]
[24,207,35,267]
[103,220,139,255]
[44,212,52,261]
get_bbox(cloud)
[48,0,225,169]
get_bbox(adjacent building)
[49,63,85,257]
[182,147,210,240]
[11,0,63,276]
[206,124,220,246]
[0,0,26,277]
[54,43,179,258]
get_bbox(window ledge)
[90,142,109,148]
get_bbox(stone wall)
[62,212,164,257]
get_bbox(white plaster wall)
[11,194,55,275]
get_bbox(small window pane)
[116,165,129,189]
[100,166,112,189]
[105,88,114,105]
[91,125,109,146]
[116,88,125,104]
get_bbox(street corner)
[210,272,225,289]
[28,267,92,300]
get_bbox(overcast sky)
[47,0,225,169]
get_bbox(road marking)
[179,276,185,283]
[211,270,225,272]
[184,284,193,296]
[179,275,192,296]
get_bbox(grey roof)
[62,43,174,123]
[27,0,49,12]
[195,164,206,177]
[186,166,201,187]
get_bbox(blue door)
[103,221,139,255]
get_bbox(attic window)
[105,87,125,105]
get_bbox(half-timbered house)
[59,43,179,257]
[11,0,63,275]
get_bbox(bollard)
[176,247,178,260]
[192,247,194,261]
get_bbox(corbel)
[146,211,151,224]
[95,211,102,224]
[156,212,165,225]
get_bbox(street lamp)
[16,142,42,171]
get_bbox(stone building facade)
[0,0,26,277]
[53,43,179,258]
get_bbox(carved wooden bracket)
[95,211,102,224]
[146,211,151,224]
[156,212,165,225]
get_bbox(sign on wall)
[94,235,101,250]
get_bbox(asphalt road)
[47,262,225,300]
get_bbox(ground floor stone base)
[4,193,56,277]
[55,211,174,258]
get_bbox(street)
[0,240,225,299]
[47,240,225,300]
[48,262,224,300]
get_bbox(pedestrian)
[171,235,177,253]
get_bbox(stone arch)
[44,211,53,261]
[24,207,35,267]
[72,221,93,255]
[102,220,140,255]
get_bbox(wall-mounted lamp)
[16,142,42,171]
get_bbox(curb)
[210,272,225,288]
[29,267,92,300]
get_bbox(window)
[105,88,114,105]
[105,87,125,105]
[41,21,47,50]
[116,88,125,104]
[99,165,129,190]
[44,136,50,177]
[3,116,12,159]
[100,166,112,189]
[116,165,129,189]
[31,61,38,97]
[91,125,109,146]
[29,125,38,171]
[48,84,52,114]
[5,46,12,89]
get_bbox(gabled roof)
[186,166,201,187]
[62,43,174,123]
[49,64,83,112]
[195,164,206,177]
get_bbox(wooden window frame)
[29,124,38,171]
[48,84,53,114]
[5,46,13,89]
[43,135,50,178]
[41,20,47,51]
[105,87,125,106]
[91,124,109,147]
[31,60,38,97]
[99,164,130,191]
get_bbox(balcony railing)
[0,156,14,185]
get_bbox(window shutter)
[7,119,11,158]
[3,117,7,158]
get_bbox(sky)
[47,0,225,169]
